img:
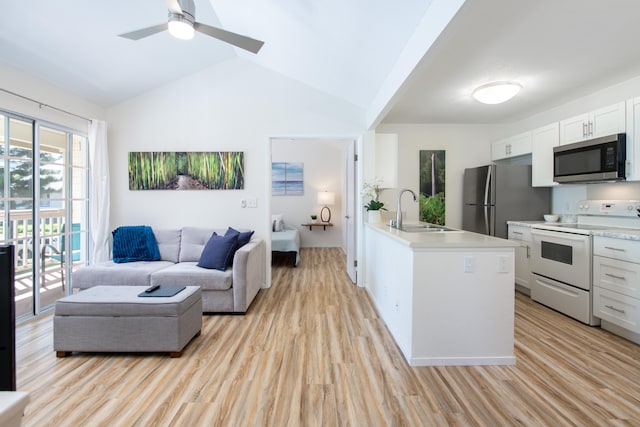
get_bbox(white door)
[345,141,357,283]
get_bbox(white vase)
[368,210,382,223]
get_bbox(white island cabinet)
[365,223,517,366]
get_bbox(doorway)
[270,137,357,283]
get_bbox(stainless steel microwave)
[553,133,626,183]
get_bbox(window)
[0,111,89,318]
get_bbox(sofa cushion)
[179,227,222,262]
[197,233,238,271]
[151,262,233,291]
[153,229,182,263]
[71,261,174,289]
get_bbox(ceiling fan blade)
[194,22,264,54]
[119,23,169,40]
[166,0,183,14]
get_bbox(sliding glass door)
[0,111,89,318]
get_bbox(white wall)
[106,58,365,284]
[0,63,105,131]
[373,124,509,228]
[271,138,345,248]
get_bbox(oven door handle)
[531,229,589,241]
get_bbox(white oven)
[527,200,640,327]
[530,226,598,325]
[530,228,591,290]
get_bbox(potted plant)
[362,177,387,223]
[310,214,318,223]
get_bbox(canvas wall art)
[419,150,446,225]
[272,162,303,196]
[128,151,244,190]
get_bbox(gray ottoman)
[54,286,202,358]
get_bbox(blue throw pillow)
[225,227,254,248]
[197,233,238,271]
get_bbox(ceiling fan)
[119,0,264,54]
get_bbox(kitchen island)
[365,222,518,366]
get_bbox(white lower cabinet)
[365,225,515,366]
[593,236,640,344]
[508,225,532,292]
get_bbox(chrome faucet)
[395,188,417,230]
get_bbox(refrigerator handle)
[484,166,492,235]
[484,166,492,206]
[484,205,490,235]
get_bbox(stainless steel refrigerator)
[462,164,550,239]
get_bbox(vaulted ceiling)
[2,0,640,126]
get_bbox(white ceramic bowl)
[544,214,559,223]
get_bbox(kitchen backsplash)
[551,181,640,214]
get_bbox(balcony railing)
[1,208,84,318]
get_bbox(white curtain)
[88,120,110,263]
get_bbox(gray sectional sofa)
[71,227,266,313]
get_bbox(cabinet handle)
[605,273,626,280]
[604,246,626,252]
[583,122,587,138]
[605,305,626,314]
[512,231,523,235]
[589,121,593,136]
[526,245,530,258]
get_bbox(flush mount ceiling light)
[472,81,522,104]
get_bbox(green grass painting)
[128,152,244,190]
[419,150,445,225]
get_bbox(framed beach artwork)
[419,150,446,225]
[272,162,303,196]
[128,151,244,190]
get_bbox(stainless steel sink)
[397,224,459,233]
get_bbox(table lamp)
[317,191,335,223]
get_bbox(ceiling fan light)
[472,81,522,104]
[168,17,194,40]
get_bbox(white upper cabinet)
[491,131,532,161]
[625,97,640,181]
[559,102,626,145]
[531,122,559,187]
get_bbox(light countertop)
[591,228,640,241]
[366,222,518,249]
[506,220,640,241]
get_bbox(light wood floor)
[16,247,640,426]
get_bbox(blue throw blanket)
[112,226,161,263]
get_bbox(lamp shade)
[472,81,522,104]
[317,191,335,205]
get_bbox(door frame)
[266,134,363,287]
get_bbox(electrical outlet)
[240,199,247,208]
[246,197,257,208]
[464,256,474,273]
[497,255,510,273]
